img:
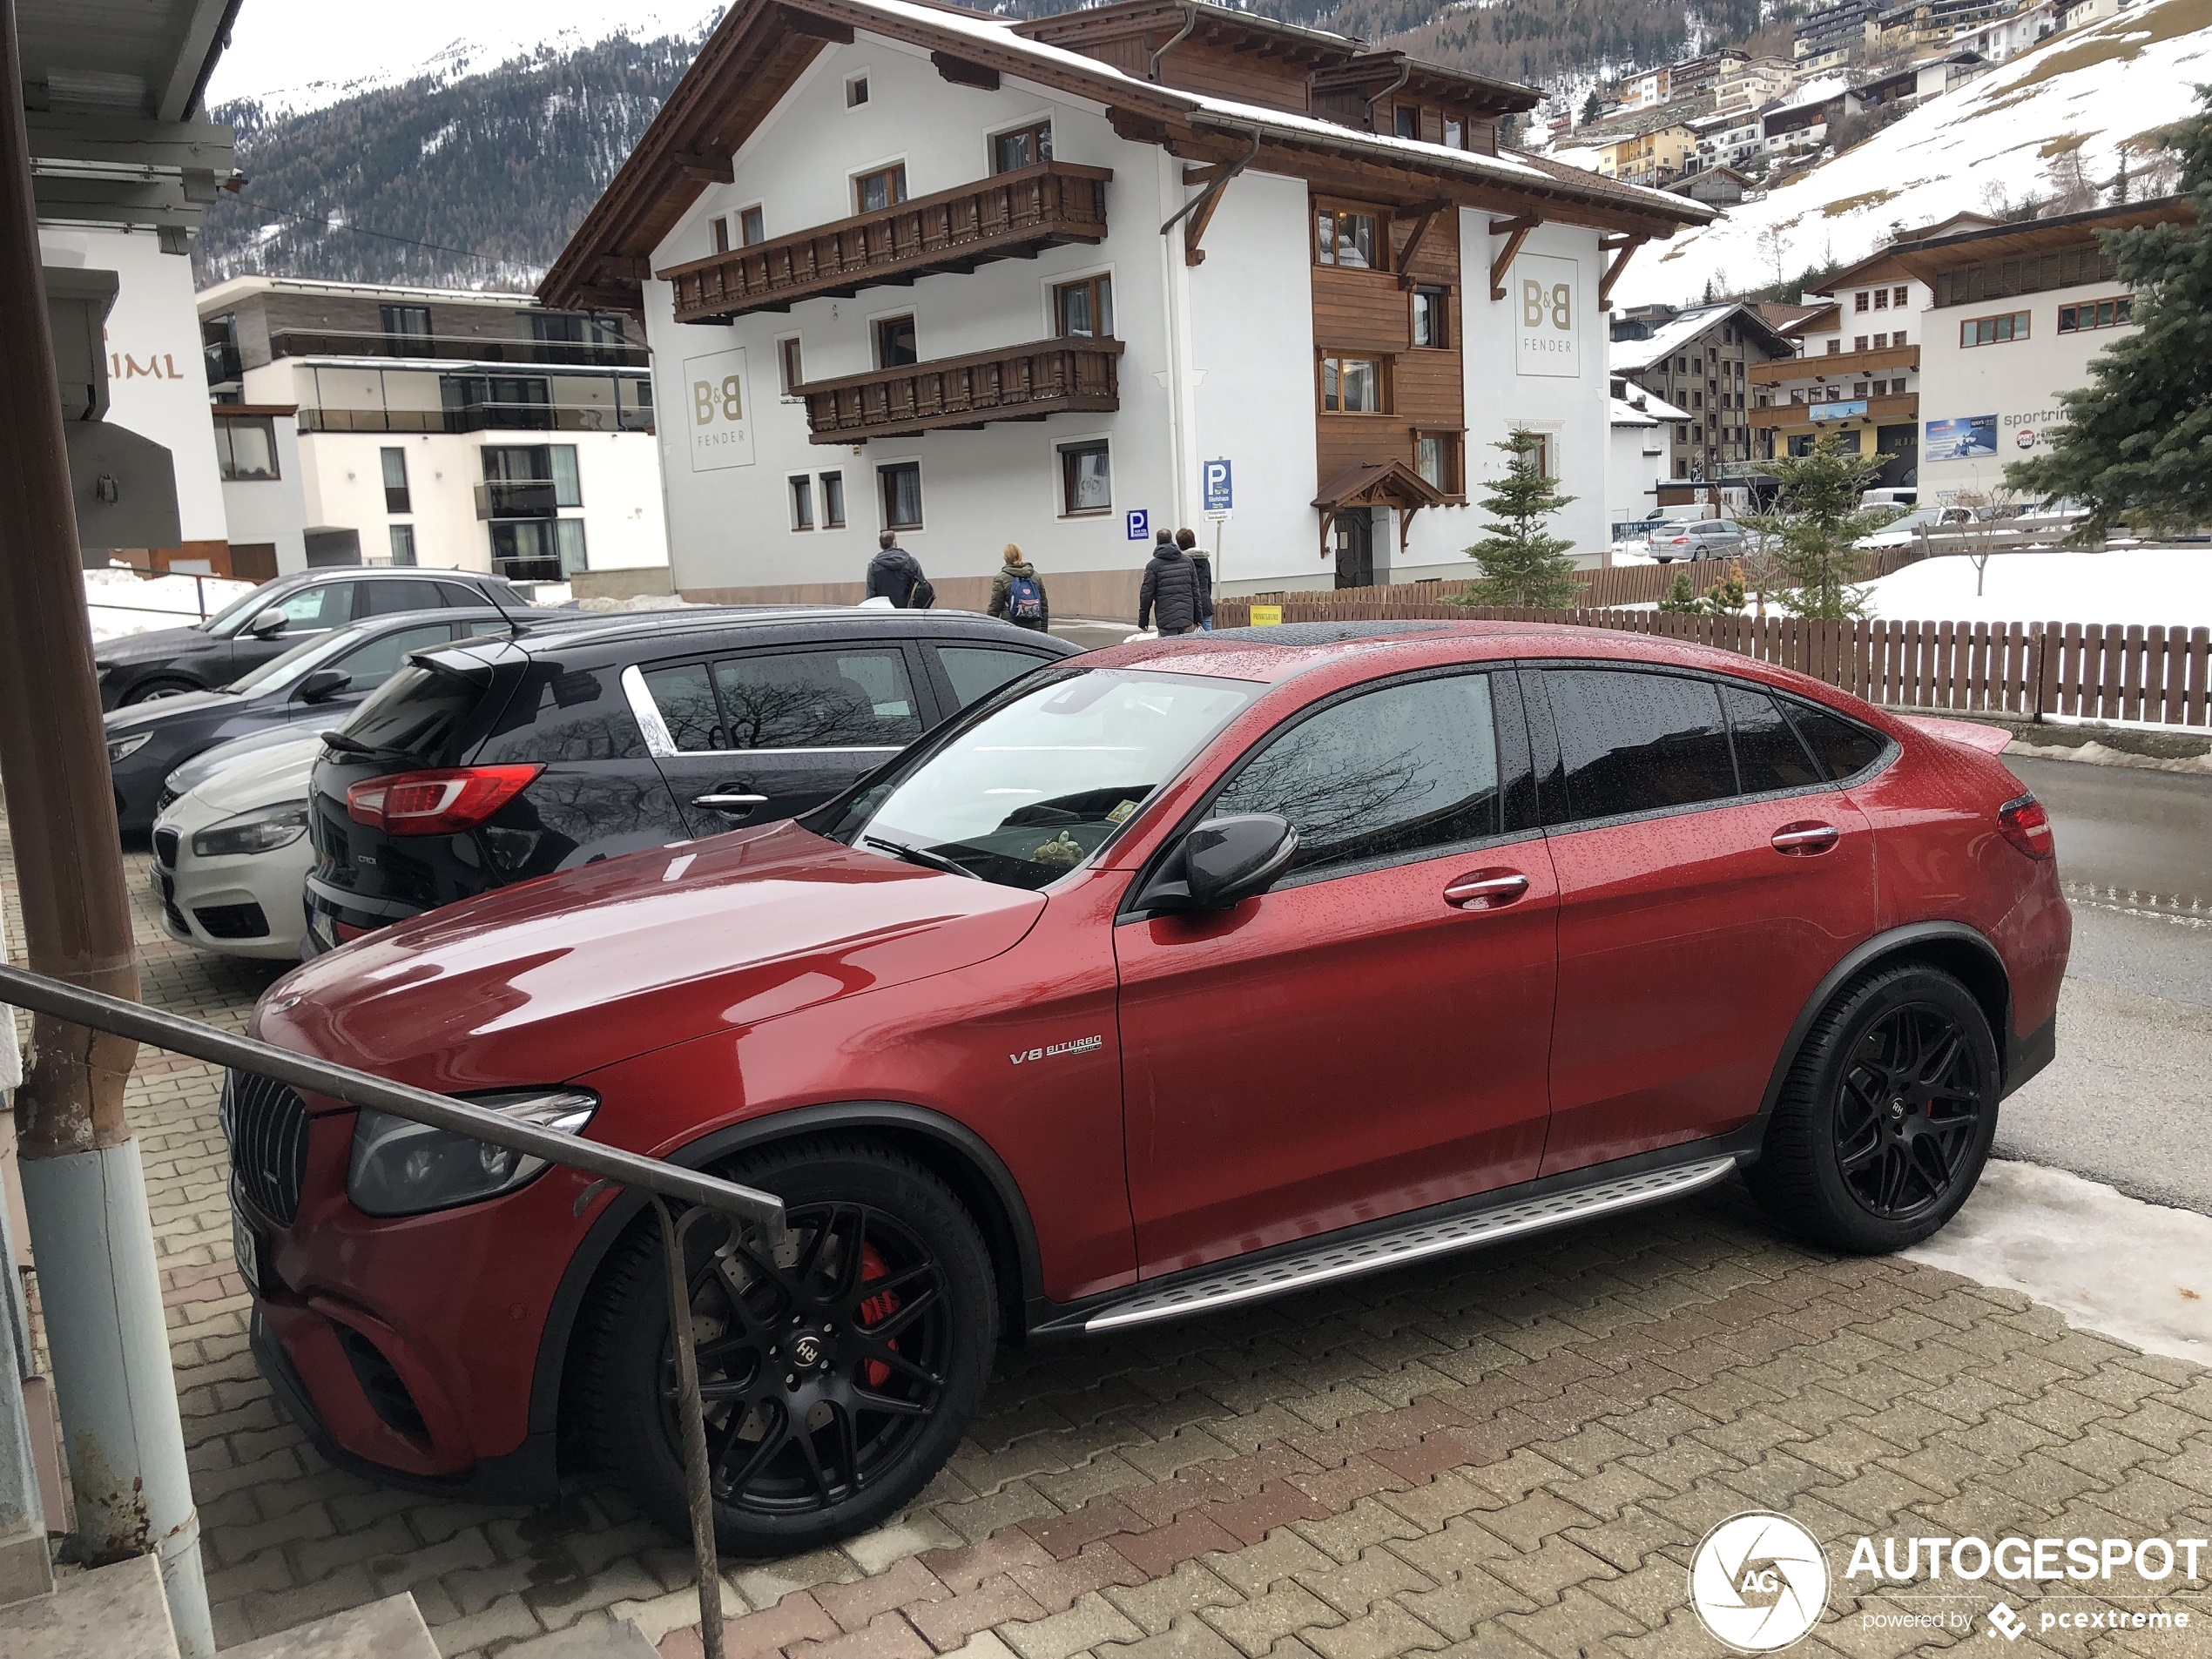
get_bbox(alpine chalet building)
[545,0,1709,605]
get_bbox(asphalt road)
[1996,755,2212,1215]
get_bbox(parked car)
[93,568,524,710]
[104,609,523,833]
[1854,506,1974,550]
[233,620,2066,1552]
[1647,518,1748,562]
[1859,487,1918,510]
[150,734,323,960]
[301,608,1079,954]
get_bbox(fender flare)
[1746,921,2013,1145]
[524,1100,1044,1440]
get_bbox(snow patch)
[83,568,258,644]
[1858,548,2212,629]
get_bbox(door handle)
[1771,821,1841,854]
[693,793,767,815]
[1443,870,1531,910]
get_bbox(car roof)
[405,604,1075,669]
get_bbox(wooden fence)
[1205,602,2212,730]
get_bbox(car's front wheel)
[1748,964,2000,1253]
[576,1137,998,1556]
[123,674,203,705]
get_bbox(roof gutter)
[1148,7,1199,84]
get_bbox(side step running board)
[1087,1156,1738,1332]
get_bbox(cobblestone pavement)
[5,825,2211,1657]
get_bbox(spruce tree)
[2006,91,2212,537]
[1462,428,1582,609]
[1743,433,1891,619]
[1658,570,1701,612]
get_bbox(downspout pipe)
[0,2,211,1652]
[1148,6,1197,83]
[1363,60,1413,132]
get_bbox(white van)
[1860,487,1918,509]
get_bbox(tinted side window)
[475,664,646,763]
[1723,685,1824,793]
[643,663,724,752]
[326,623,454,693]
[435,582,487,608]
[359,579,446,616]
[714,648,923,748]
[1213,673,1501,880]
[1785,701,1888,780]
[937,644,1051,710]
[1548,670,1735,823]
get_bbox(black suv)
[94,569,524,709]
[303,609,1078,951]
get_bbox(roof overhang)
[1313,458,1447,512]
[1814,195,2195,292]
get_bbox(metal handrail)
[0,961,776,1657]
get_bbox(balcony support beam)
[1487,213,1540,301]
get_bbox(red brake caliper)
[856,1242,900,1388]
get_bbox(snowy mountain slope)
[1615,0,2212,308]
[204,0,726,118]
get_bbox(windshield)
[226,627,359,694]
[817,667,1261,891]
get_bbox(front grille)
[152,826,181,869]
[220,1071,310,1224]
[194,902,270,940]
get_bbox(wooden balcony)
[658,162,1113,323]
[1749,392,1919,431]
[796,338,1123,443]
[1750,343,1919,384]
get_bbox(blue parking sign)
[1203,460,1233,514]
[1126,509,1149,541]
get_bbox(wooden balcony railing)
[1749,391,1919,430]
[659,162,1113,323]
[1750,343,1919,383]
[796,337,1123,442]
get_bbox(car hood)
[189,735,322,813]
[104,688,242,734]
[254,820,1048,1090]
[95,624,224,664]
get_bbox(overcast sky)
[204,1,727,111]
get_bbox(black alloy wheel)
[674,1203,948,1515]
[578,1137,997,1554]
[1749,963,2000,1253]
[1831,1004,1987,1223]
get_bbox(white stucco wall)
[1608,418,1669,527]
[41,223,229,544]
[219,414,308,572]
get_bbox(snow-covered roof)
[1609,304,1735,372]
[1610,390,1690,425]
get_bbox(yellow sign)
[1249,604,1283,626]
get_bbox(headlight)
[347,1089,598,1217]
[191,801,310,859]
[106,732,152,764]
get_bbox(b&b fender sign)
[683,347,755,471]
[1515,253,1581,380]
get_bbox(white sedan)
[149,733,322,960]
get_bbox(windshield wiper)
[864,835,983,880]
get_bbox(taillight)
[1996,792,2054,860]
[347,765,543,836]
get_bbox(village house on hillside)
[543,0,1707,606]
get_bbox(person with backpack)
[988,543,1050,632]
[866,531,933,608]
[1176,526,1214,631]
[1137,528,1202,635]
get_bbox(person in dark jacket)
[1176,526,1214,631]
[1137,533,1202,635]
[987,543,1050,631]
[866,531,927,607]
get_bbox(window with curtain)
[387,524,417,566]
[1318,356,1385,413]
[380,447,409,512]
[1315,206,1384,270]
[214,416,278,481]
[992,121,1052,172]
[550,446,582,508]
[879,462,922,530]
[1058,441,1110,515]
[820,470,846,529]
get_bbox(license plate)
[307,908,335,951]
[229,1195,263,1298]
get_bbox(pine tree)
[1743,433,1891,619]
[1581,86,1604,125]
[1657,570,1701,612]
[1460,428,1582,609]
[2006,92,2212,538]
[1702,562,1748,614]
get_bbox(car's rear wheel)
[576,1138,997,1556]
[123,675,202,705]
[1748,964,2000,1253]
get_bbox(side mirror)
[295,668,352,704]
[1138,813,1298,914]
[247,607,288,637]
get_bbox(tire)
[1747,964,2000,1254]
[123,676,203,705]
[575,1136,998,1556]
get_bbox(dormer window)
[1393,105,1418,138]
[1443,116,1463,147]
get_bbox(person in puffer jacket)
[1137,532,1201,635]
[1176,526,1214,631]
[987,544,1050,632]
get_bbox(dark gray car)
[104,609,527,834]
[93,568,524,709]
